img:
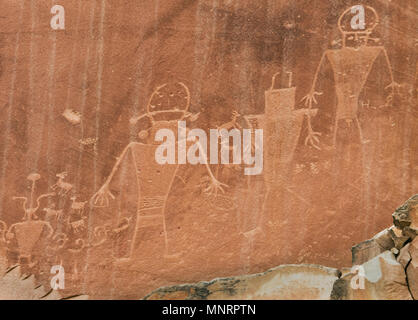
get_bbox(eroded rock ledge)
[0,241,87,300]
[145,195,418,300]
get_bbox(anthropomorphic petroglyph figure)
[12,174,55,221]
[239,72,316,238]
[247,72,318,185]
[90,82,227,260]
[52,172,73,196]
[265,72,318,181]
[302,5,399,148]
[7,174,54,267]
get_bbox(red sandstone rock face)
[0,1,416,298]
[145,196,418,300]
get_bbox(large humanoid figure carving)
[90,82,226,260]
[302,5,398,149]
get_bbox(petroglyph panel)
[0,0,416,299]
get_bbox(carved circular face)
[147,82,190,121]
[338,5,379,34]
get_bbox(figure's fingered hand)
[301,91,323,107]
[204,178,228,196]
[304,130,322,150]
[91,185,115,208]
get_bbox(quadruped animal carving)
[0,172,101,276]
[52,172,73,196]
[43,207,64,221]
[70,196,87,216]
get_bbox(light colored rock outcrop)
[145,195,418,300]
[145,264,340,300]
[0,251,88,300]
[331,251,412,300]
[334,195,418,300]
[351,228,395,265]
[397,243,411,269]
[392,195,418,240]
[0,266,62,300]
[406,237,418,299]
[351,195,418,266]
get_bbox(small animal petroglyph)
[43,207,64,221]
[52,172,73,195]
[113,217,132,234]
[70,196,87,216]
[302,5,398,148]
[69,218,86,234]
[218,110,242,131]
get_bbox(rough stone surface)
[331,251,412,300]
[0,240,87,299]
[352,228,395,265]
[397,243,411,269]
[145,264,340,300]
[406,238,418,299]
[0,262,87,300]
[392,195,418,237]
[389,226,410,250]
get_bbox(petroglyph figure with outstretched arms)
[90,82,227,260]
[302,5,399,148]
